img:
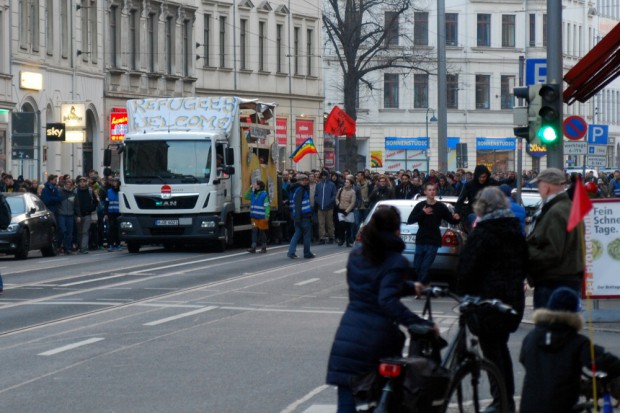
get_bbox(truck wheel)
[216,215,233,252]
[127,241,140,253]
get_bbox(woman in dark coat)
[457,186,527,413]
[326,205,436,413]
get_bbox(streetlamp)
[426,107,438,139]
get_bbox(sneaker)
[287,254,298,259]
[116,245,123,251]
[247,247,256,254]
[259,247,267,253]
[304,253,316,259]
[79,250,89,254]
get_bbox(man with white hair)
[527,168,583,309]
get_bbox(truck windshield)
[123,140,212,184]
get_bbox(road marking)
[279,385,330,413]
[333,268,346,274]
[220,306,342,315]
[301,406,335,413]
[143,306,218,326]
[295,278,320,286]
[58,273,129,287]
[38,337,105,356]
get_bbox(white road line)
[220,306,343,315]
[38,337,105,356]
[295,278,320,286]
[333,268,346,274]
[59,273,128,287]
[143,306,218,326]
[279,385,331,413]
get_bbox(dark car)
[0,192,58,259]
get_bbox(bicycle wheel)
[443,358,508,413]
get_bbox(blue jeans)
[533,281,582,309]
[413,244,439,284]
[337,386,357,413]
[287,218,312,257]
[58,214,75,252]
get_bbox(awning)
[563,22,620,104]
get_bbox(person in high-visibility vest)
[245,180,270,254]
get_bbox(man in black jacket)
[75,176,98,254]
[455,165,500,231]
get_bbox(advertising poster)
[276,118,287,146]
[584,199,620,298]
[370,151,383,167]
[295,119,314,146]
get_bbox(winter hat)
[547,287,580,312]
[499,184,513,197]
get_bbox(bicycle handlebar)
[421,286,518,316]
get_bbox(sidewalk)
[522,293,620,333]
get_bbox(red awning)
[563,23,620,104]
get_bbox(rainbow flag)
[290,138,318,163]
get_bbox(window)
[385,12,399,47]
[109,5,119,67]
[501,75,515,109]
[81,3,89,59]
[276,24,283,73]
[477,14,491,47]
[446,13,458,46]
[147,14,157,72]
[19,0,40,51]
[475,75,491,109]
[89,2,98,63]
[529,14,536,47]
[219,16,226,68]
[306,29,313,76]
[202,14,211,67]
[447,74,458,109]
[182,20,191,76]
[46,0,53,55]
[294,27,300,75]
[61,0,69,58]
[542,14,547,47]
[414,74,429,108]
[165,16,173,74]
[502,15,515,47]
[259,21,266,71]
[30,0,39,52]
[129,10,138,70]
[384,74,399,108]
[240,19,247,70]
[414,12,428,46]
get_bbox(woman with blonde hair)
[335,176,357,247]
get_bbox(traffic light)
[536,84,561,146]
[513,85,542,144]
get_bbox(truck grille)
[135,195,199,209]
[150,227,186,236]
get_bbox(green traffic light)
[538,125,559,144]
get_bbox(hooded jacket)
[455,165,499,217]
[520,309,620,413]
[326,232,431,386]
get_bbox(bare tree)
[323,0,434,171]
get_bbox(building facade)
[0,0,324,181]
[323,0,620,174]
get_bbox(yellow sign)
[20,71,43,90]
[61,104,86,128]
[371,151,383,167]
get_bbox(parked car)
[356,196,467,285]
[0,192,58,259]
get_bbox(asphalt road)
[0,245,618,413]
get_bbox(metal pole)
[546,0,564,168]
[436,0,447,173]
[517,56,524,195]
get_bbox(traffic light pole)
[546,0,564,168]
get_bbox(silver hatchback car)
[356,196,467,284]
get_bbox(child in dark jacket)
[520,287,620,413]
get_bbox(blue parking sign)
[526,59,547,85]
[587,124,608,145]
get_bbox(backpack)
[0,194,12,230]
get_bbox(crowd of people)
[1,170,122,255]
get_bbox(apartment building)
[323,0,620,174]
[0,0,323,180]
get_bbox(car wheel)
[15,230,30,260]
[41,227,58,257]
[127,241,140,253]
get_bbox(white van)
[565,168,598,178]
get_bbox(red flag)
[567,177,593,232]
[325,106,356,137]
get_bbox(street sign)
[526,59,547,85]
[588,124,609,145]
[563,141,588,155]
[563,116,588,140]
[586,155,607,167]
[588,145,607,156]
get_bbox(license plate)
[401,234,416,243]
[155,219,179,226]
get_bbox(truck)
[104,96,280,253]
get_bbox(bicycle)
[573,368,618,412]
[367,285,516,413]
